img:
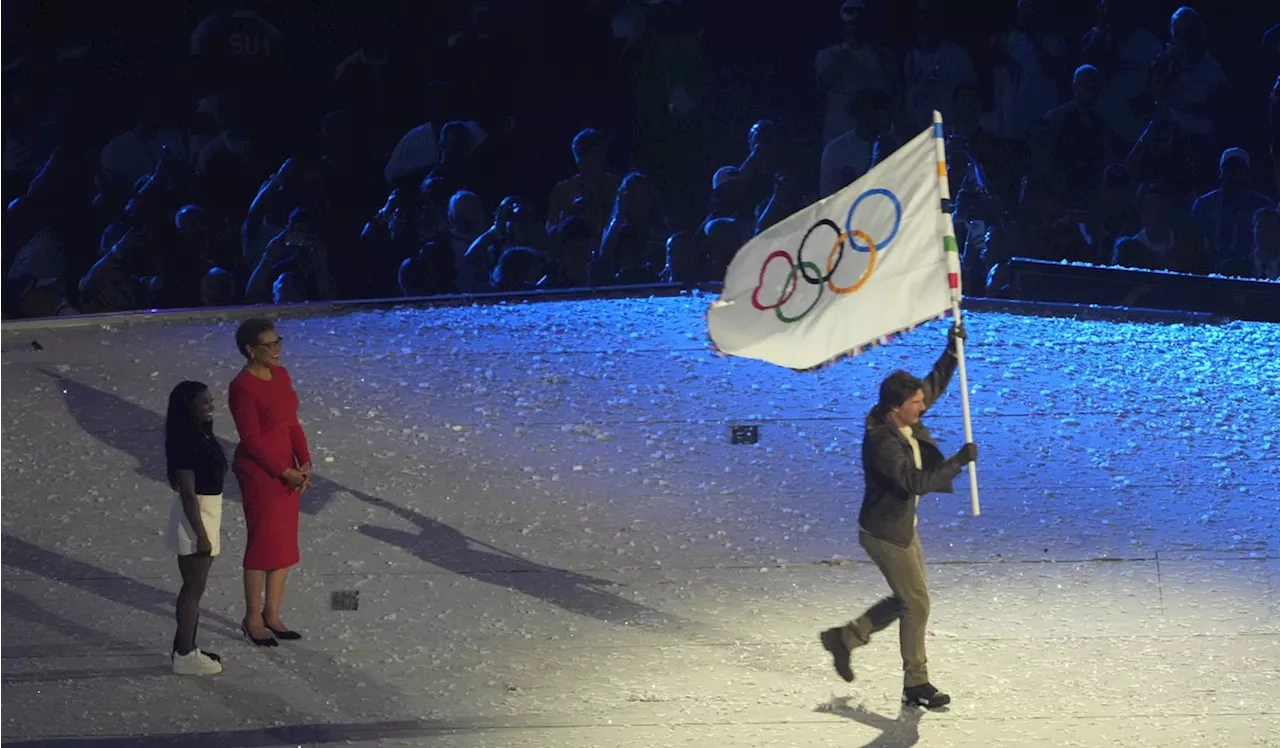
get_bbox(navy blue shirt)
[170,436,226,496]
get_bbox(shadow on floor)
[40,369,339,516]
[0,719,480,748]
[39,371,686,628]
[815,696,924,747]
[2,537,413,732]
[1,588,173,682]
[355,490,689,629]
[1,534,241,638]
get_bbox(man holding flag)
[819,324,976,709]
[706,112,981,708]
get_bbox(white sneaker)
[172,649,223,675]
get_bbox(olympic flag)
[708,112,980,514]
[707,124,953,371]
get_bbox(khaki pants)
[842,530,930,688]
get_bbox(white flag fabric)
[707,125,954,370]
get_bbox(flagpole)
[932,110,981,517]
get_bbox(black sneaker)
[903,683,950,709]
[819,627,854,683]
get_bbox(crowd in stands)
[4,0,1279,320]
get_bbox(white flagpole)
[932,111,981,516]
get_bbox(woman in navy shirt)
[164,381,227,675]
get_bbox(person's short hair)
[1101,162,1131,190]
[1254,206,1280,226]
[1135,181,1169,206]
[1112,236,1143,266]
[571,128,605,159]
[200,267,237,306]
[439,121,471,146]
[878,370,925,410]
[491,246,549,291]
[235,317,275,359]
[1073,64,1100,83]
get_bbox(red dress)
[229,366,311,571]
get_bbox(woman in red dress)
[229,318,311,646]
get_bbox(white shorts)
[166,494,223,557]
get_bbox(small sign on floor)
[330,590,359,611]
[731,425,759,445]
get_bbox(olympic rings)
[750,250,798,310]
[825,230,878,294]
[748,187,901,325]
[844,188,901,253]
[794,219,843,285]
[774,261,823,323]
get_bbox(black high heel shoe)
[262,614,302,641]
[241,621,278,647]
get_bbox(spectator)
[1270,74,1280,197]
[189,3,284,101]
[79,156,191,311]
[1265,23,1280,84]
[820,88,896,199]
[99,98,193,199]
[1125,115,1199,207]
[756,171,807,236]
[990,0,1070,139]
[547,216,595,288]
[333,38,394,120]
[618,0,706,227]
[739,120,791,220]
[948,83,1024,212]
[1086,163,1137,260]
[271,271,309,304]
[1252,207,1280,279]
[446,190,488,293]
[699,217,746,275]
[246,207,335,303]
[1190,148,1273,276]
[1111,235,1147,269]
[2,82,75,205]
[200,267,239,306]
[317,109,382,247]
[446,1,520,135]
[490,246,553,292]
[383,83,488,190]
[195,93,258,212]
[426,122,479,199]
[242,158,322,267]
[465,196,542,280]
[397,238,458,297]
[546,129,620,239]
[704,166,751,225]
[1151,7,1225,156]
[1021,119,1066,201]
[1046,65,1110,201]
[357,189,419,298]
[902,0,976,130]
[815,0,895,147]
[1119,182,1206,273]
[5,149,81,299]
[660,231,709,285]
[1085,0,1164,150]
[595,172,665,284]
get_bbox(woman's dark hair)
[164,381,225,491]
[878,370,926,410]
[235,317,275,359]
[490,246,550,291]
